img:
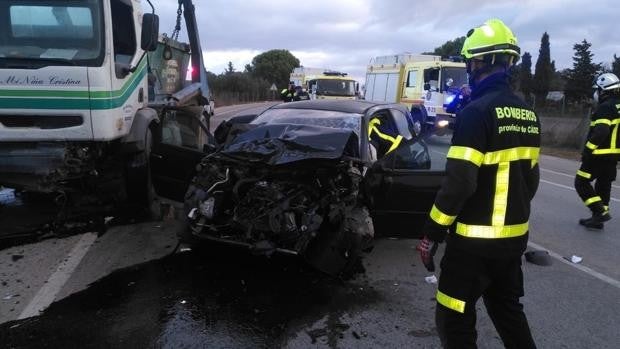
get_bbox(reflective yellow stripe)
[455,222,529,239]
[436,290,466,313]
[576,170,592,179]
[483,147,539,165]
[590,119,612,126]
[368,118,381,137]
[592,149,620,154]
[430,204,456,226]
[447,146,484,166]
[369,123,402,154]
[493,162,510,226]
[584,196,602,206]
[387,135,403,153]
[586,141,598,150]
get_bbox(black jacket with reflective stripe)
[426,74,541,258]
[585,96,620,158]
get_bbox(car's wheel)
[303,206,374,278]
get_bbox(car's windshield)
[310,79,356,96]
[0,0,104,67]
[251,108,362,136]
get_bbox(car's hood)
[219,123,360,165]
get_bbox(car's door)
[365,137,446,238]
[150,107,211,202]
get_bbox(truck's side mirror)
[423,83,430,91]
[141,14,159,52]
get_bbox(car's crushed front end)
[185,123,374,276]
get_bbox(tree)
[245,49,300,89]
[423,36,466,58]
[532,32,553,107]
[225,61,235,75]
[519,52,533,104]
[564,40,602,103]
[612,54,620,78]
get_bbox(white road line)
[528,241,620,290]
[541,168,620,189]
[540,179,620,203]
[18,233,98,320]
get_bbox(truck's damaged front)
[0,0,147,196]
[185,121,375,276]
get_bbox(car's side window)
[392,140,431,170]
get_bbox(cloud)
[146,0,620,83]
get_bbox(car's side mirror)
[141,14,159,52]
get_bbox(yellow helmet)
[461,19,520,62]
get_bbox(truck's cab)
[290,67,357,101]
[0,0,211,211]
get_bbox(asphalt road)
[1,102,619,348]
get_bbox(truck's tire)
[126,126,160,220]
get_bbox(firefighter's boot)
[579,206,611,230]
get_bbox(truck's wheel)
[126,126,160,220]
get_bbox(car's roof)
[270,99,402,114]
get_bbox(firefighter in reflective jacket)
[368,112,403,158]
[281,81,297,102]
[416,19,539,348]
[574,72,620,229]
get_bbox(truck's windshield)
[0,0,104,67]
[311,79,356,97]
[441,67,468,92]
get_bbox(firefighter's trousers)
[435,246,536,349]
[574,157,617,214]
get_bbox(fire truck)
[364,54,466,135]
[290,67,358,100]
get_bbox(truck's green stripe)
[0,59,147,109]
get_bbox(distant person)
[416,19,539,348]
[280,82,297,102]
[574,72,620,229]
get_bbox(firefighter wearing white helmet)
[574,72,620,229]
[416,18,539,348]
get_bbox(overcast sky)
[149,0,620,83]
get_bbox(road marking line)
[540,179,620,202]
[528,241,620,290]
[541,168,620,189]
[18,233,98,320]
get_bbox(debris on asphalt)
[180,300,187,304]
[424,275,438,284]
[3,294,19,300]
[11,254,24,262]
[565,255,583,264]
[524,250,552,266]
[104,216,114,225]
[352,331,361,339]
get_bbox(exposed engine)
[185,155,374,275]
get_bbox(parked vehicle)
[0,0,212,214]
[364,54,466,136]
[290,67,358,100]
[149,100,445,275]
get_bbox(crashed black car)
[148,100,444,275]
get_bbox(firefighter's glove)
[416,236,439,272]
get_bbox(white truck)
[0,0,213,214]
[290,67,358,100]
[364,54,467,135]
